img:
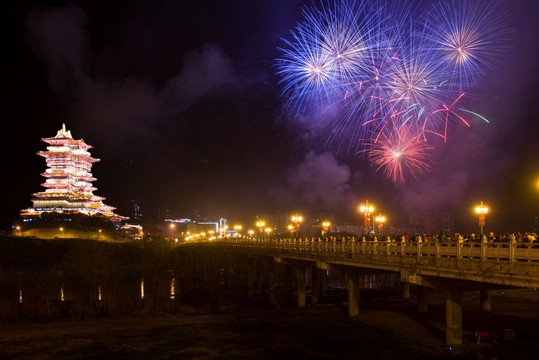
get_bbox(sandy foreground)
[0,289,537,360]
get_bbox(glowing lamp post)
[248,230,254,238]
[375,215,386,236]
[256,221,265,238]
[265,227,272,238]
[475,201,488,236]
[59,227,64,239]
[234,225,242,237]
[291,215,303,238]
[322,221,331,236]
[287,224,294,237]
[359,201,374,234]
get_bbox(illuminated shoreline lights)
[276,0,510,183]
[21,124,126,221]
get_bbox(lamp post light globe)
[322,221,331,236]
[475,201,488,236]
[256,221,265,238]
[375,215,386,236]
[359,201,375,234]
[234,225,242,237]
[287,224,294,236]
[291,215,303,238]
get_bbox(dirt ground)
[0,289,537,360]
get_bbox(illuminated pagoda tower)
[21,124,126,222]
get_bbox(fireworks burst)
[366,126,433,184]
[421,0,511,89]
[276,0,510,183]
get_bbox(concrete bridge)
[217,237,539,344]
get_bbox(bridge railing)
[221,237,539,262]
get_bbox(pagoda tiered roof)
[21,124,127,222]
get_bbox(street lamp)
[234,225,242,237]
[265,227,272,238]
[59,227,64,239]
[287,224,294,237]
[375,215,386,236]
[475,201,488,236]
[256,220,265,238]
[322,221,331,236]
[291,215,303,238]
[359,201,374,234]
[248,230,254,238]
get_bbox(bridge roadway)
[219,237,539,344]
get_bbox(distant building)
[128,200,143,222]
[409,211,455,235]
[332,221,362,236]
[257,212,290,235]
[157,208,170,220]
[20,124,126,222]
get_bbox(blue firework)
[420,0,511,90]
[276,0,510,181]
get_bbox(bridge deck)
[222,238,539,288]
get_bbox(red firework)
[366,126,433,183]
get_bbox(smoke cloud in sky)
[25,4,242,151]
[25,4,89,92]
[287,151,352,213]
[399,171,469,211]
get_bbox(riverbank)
[0,289,537,359]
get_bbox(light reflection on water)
[170,277,175,299]
[324,270,399,290]
[19,272,398,304]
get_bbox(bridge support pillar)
[320,269,327,298]
[267,261,276,306]
[402,282,410,299]
[312,267,321,305]
[247,260,255,300]
[348,275,360,317]
[257,261,265,299]
[480,290,491,311]
[446,291,462,345]
[417,286,428,313]
[296,267,306,307]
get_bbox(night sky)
[3,0,539,233]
